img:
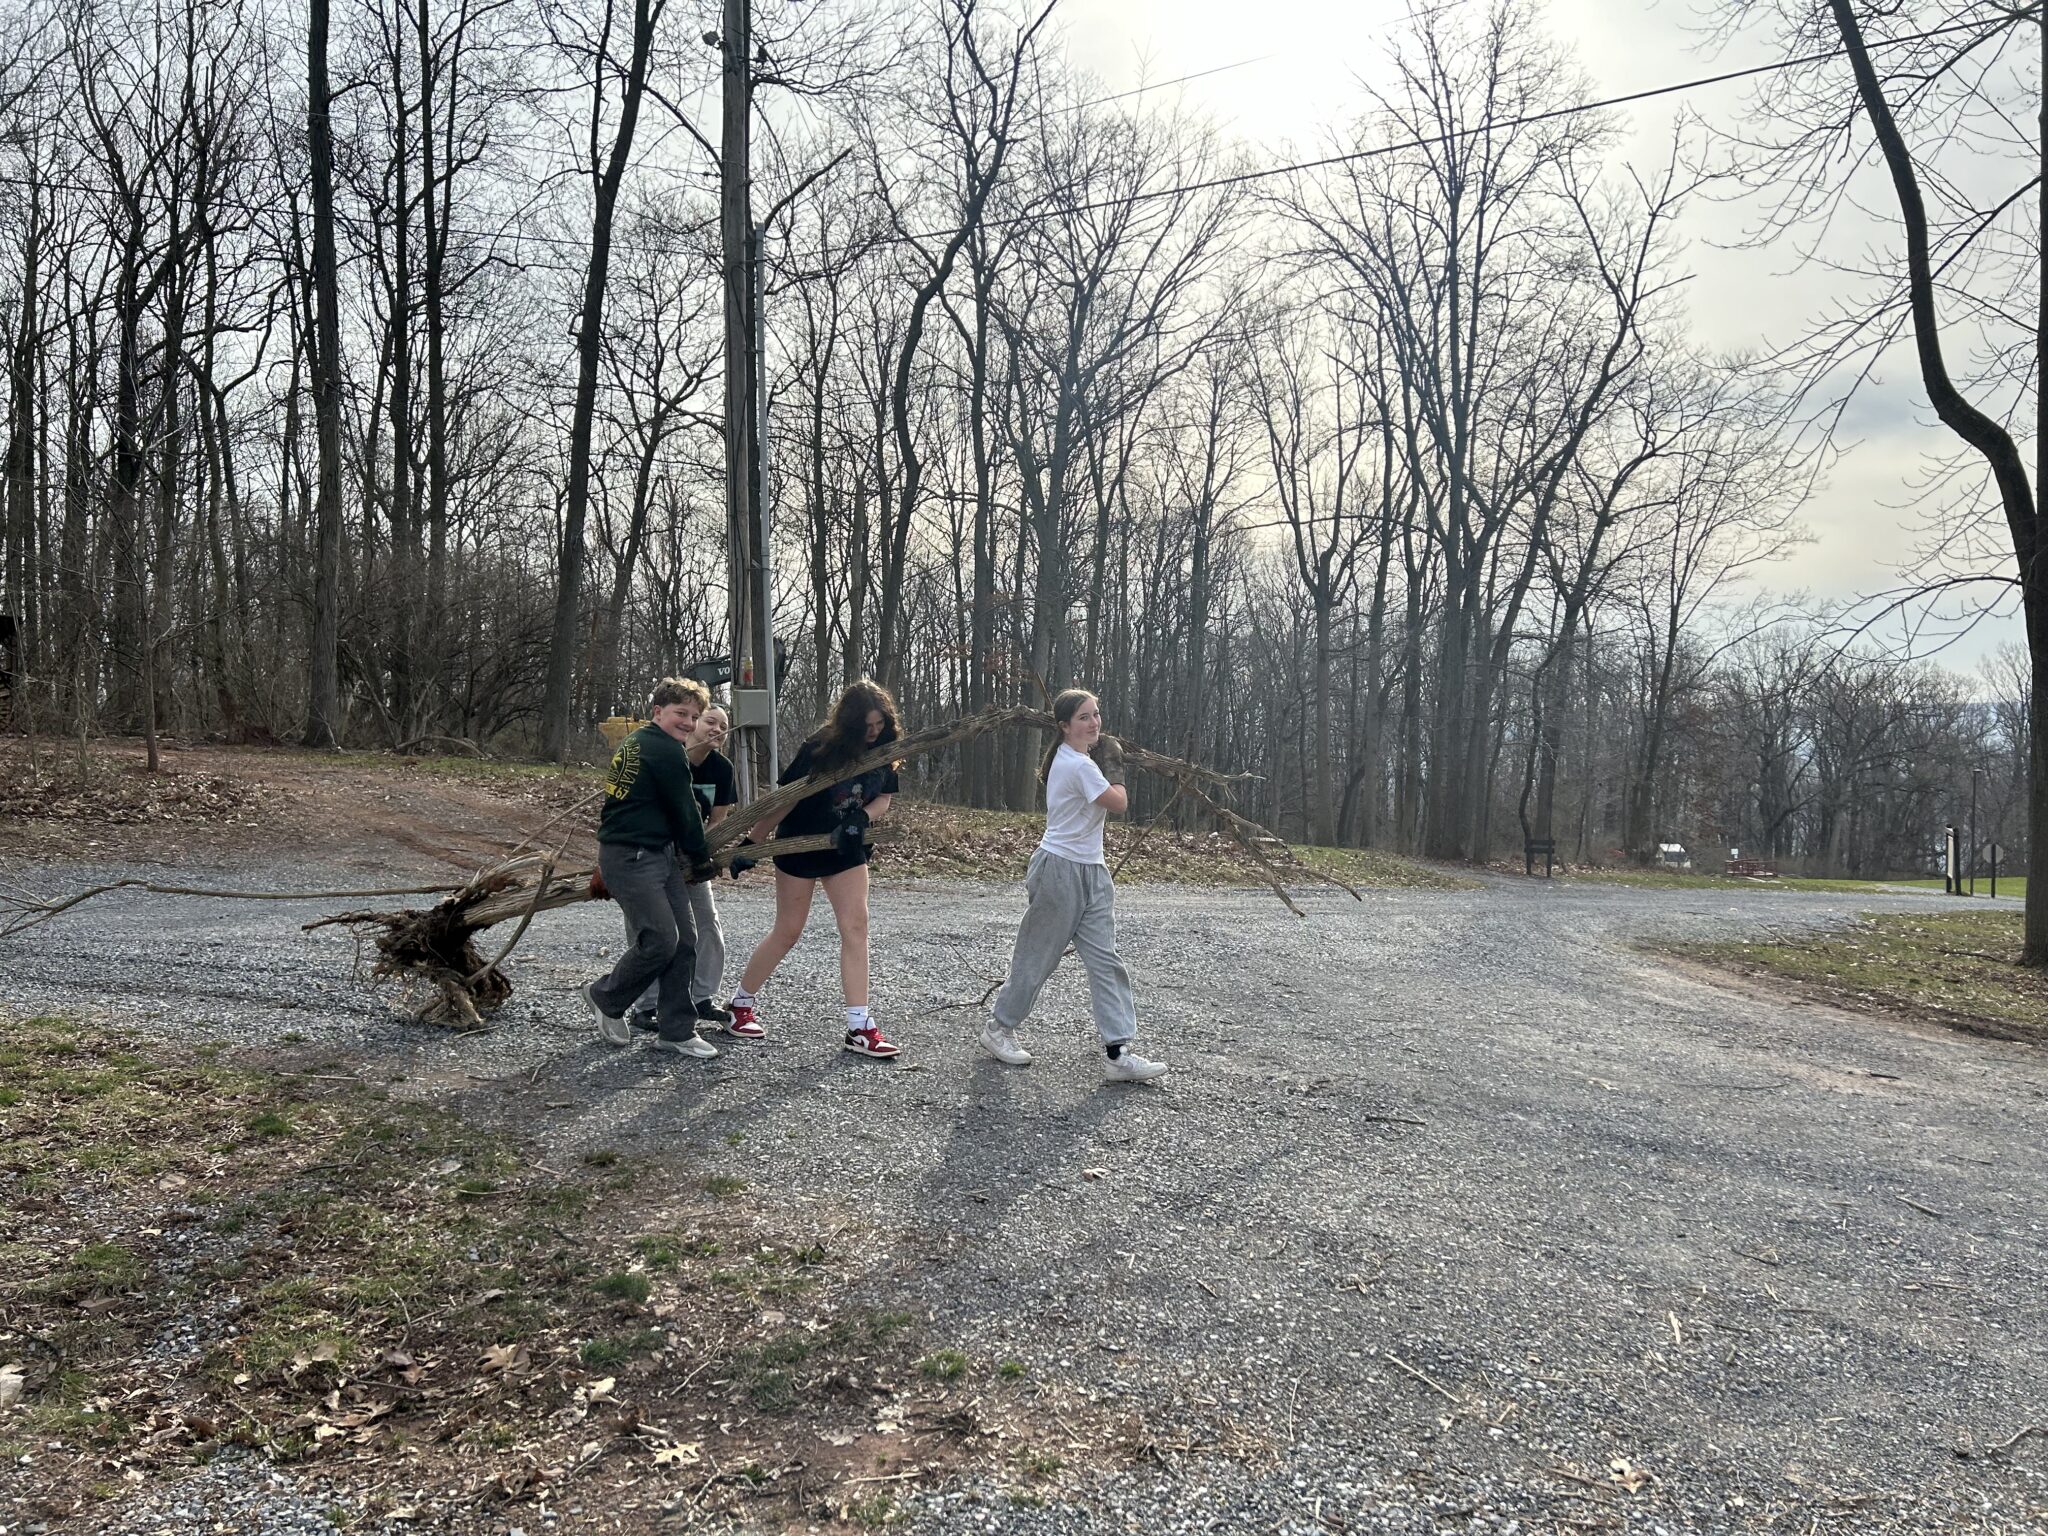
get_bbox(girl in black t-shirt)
[726,679,903,1058]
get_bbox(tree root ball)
[327,871,521,1027]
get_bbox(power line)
[1066,54,1272,110]
[845,12,2035,254]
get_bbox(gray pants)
[589,842,699,1040]
[631,879,723,1013]
[686,880,724,1002]
[991,850,1136,1044]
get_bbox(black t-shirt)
[775,737,900,841]
[690,748,738,822]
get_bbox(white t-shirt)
[1040,743,1113,864]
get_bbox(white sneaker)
[1103,1049,1168,1083]
[584,982,631,1047]
[978,1024,1033,1066]
[649,1032,720,1059]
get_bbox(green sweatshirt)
[597,723,709,860]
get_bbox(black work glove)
[1091,733,1127,786]
[727,839,758,879]
[685,859,717,884]
[834,803,871,858]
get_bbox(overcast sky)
[1053,0,2023,667]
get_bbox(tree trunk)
[3,177,39,700]
[304,0,346,748]
[418,0,453,661]
[1313,593,1335,846]
[540,0,662,760]
[1827,0,2042,955]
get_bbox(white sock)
[731,987,756,1007]
[846,1005,870,1033]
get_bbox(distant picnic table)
[1724,857,1778,878]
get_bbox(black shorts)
[772,844,872,881]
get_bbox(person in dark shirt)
[629,701,743,1036]
[724,678,903,1058]
[582,678,717,1058]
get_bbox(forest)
[0,0,2036,877]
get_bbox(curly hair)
[649,676,712,713]
[808,677,901,773]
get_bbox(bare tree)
[1712,0,2041,936]
[1252,307,1379,845]
[537,0,668,760]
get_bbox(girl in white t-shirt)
[983,689,1168,1081]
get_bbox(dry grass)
[1672,910,2048,1046]
[0,1014,1125,1532]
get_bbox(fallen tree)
[1,706,1358,1026]
[311,705,1358,1024]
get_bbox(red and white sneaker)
[842,1024,900,1059]
[725,999,766,1040]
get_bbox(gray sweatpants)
[589,842,699,1041]
[991,850,1136,1044]
[686,879,724,1003]
[631,878,723,1013]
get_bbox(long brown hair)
[809,677,901,774]
[1040,688,1097,784]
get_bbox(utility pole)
[304,0,344,749]
[752,217,779,778]
[720,0,761,792]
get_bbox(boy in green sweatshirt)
[582,678,718,1057]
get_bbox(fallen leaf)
[652,1441,702,1467]
[429,1157,462,1176]
[0,1366,23,1411]
[586,1377,616,1401]
[480,1343,530,1374]
[1082,1167,1109,1181]
[288,1341,341,1377]
[1610,1457,1653,1493]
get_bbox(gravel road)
[3,852,2044,1536]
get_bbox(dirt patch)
[0,737,600,873]
[0,1016,1129,1533]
